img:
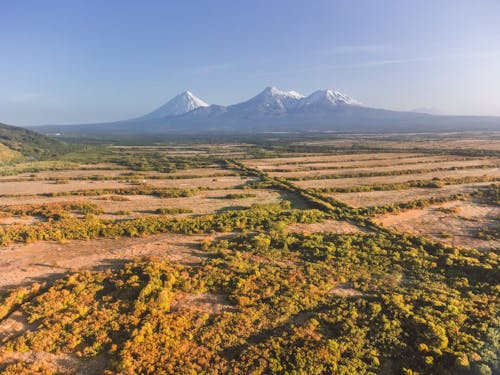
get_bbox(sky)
[1,0,500,125]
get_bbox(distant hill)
[28,87,500,136]
[0,122,67,160]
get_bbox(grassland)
[0,133,498,374]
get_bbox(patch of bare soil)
[0,351,77,374]
[0,233,227,289]
[287,219,365,234]
[0,350,108,375]
[329,283,363,297]
[375,201,500,250]
[0,311,33,344]
[0,216,41,226]
[171,292,236,314]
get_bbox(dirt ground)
[375,200,500,250]
[0,233,228,289]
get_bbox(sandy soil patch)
[295,167,500,189]
[0,216,41,226]
[329,283,363,297]
[171,292,235,314]
[0,233,227,289]
[375,201,499,250]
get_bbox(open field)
[294,167,499,188]
[269,158,496,179]
[375,200,500,250]
[330,182,494,207]
[0,176,255,196]
[256,155,473,171]
[0,233,220,289]
[0,135,499,374]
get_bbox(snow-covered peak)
[261,86,305,100]
[302,89,361,107]
[230,86,305,113]
[143,91,209,119]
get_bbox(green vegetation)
[0,201,103,221]
[0,202,327,246]
[2,230,498,374]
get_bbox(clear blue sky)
[1,0,500,125]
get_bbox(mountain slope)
[0,122,67,159]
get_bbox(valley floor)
[0,134,498,374]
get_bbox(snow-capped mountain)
[141,91,208,119]
[298,89,361,109]
[228,87,305,114]
[30,86,500,135]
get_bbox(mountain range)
[28,87,500,136]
